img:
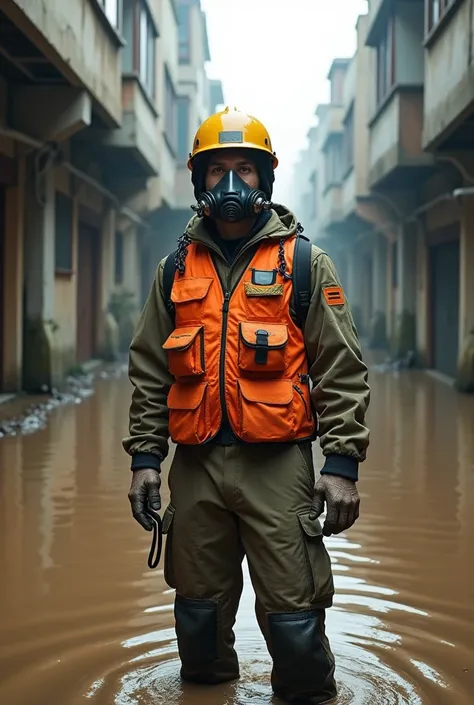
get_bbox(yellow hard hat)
[187,106,278,170]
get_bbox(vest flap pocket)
[163,326,203,352]
[237,378,293,405]
[170,277,213,304]
[168,382,208,410]
[239,322,288,349]
[297,512,323,539]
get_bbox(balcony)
[319,184,344,233]
[99,76,159,177]
[423,0,474,149]
[1,0,123,127]
[369,86,433,189]
[342,168,357,219]
[318,105,345,150]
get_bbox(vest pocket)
[168,381,209,444]
[237,378,296,442]
[163,326,205,379]
[244,281,283,320]
[171,277,213,323]
[238,322,288,374]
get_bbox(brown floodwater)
[0,367,473,704]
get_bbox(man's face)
[205,150,259,191]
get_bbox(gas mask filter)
[192,169,272,223]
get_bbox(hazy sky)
[201,0,368,203]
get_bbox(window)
[376,15,395,105]
[55,193,73,273]
[115,231,124,284]
[100,0,120,28]
[343,104,354,174]
[426,0,454,32]
[122,0,156,99]
[165,67,177,154]
[177,97,190,164]
[324,136,343,189]
[178,5,191,64]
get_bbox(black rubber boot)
[268,609,337,704]
[175,594,240,685]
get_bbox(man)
[123,107,370,704]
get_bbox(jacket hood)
[184,204,298,245]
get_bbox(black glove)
[128,468,161,531]
[309,474,360,536]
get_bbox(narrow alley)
[0,365,473,705]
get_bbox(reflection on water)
[0,368,473,704]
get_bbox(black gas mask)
[192,169,272,222]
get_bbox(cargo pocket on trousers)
[162,504,177,589]
[297,512,334,606]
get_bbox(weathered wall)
[3,0,122,125]
[423,1,474,148]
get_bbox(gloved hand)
[309,474,360,537]
[128,469,161,532]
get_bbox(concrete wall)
[174,2,212,210]
[54,169,78,376]
[340,16,371,217]
[354,17,371,196]
[423,1,474,148]
[395,2,425,85]
[3,0,122,125]
[150,0,179,210]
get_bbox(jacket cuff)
[321,454,358,482]
[130,452,162,472]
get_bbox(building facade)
[296,0,474,391]
[137,0,224,300]
[0,0,222,395]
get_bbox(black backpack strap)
[293,233,312,329]
[163,250,177,321]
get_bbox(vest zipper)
[293,384,312,422]
[219,291,231,429]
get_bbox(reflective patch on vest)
[219,130,243,144]
[323,286,345,306]
[251,268,277,286]
[245,282,284,297]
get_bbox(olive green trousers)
[162,441,337,704]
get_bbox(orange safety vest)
[162,235,315,444]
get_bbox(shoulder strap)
[293,233,312,330]
[163,250,177,321]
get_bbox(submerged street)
[0,365,473,705]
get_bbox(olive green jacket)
[122,205,370,480]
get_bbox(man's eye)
[212,167,223,174]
